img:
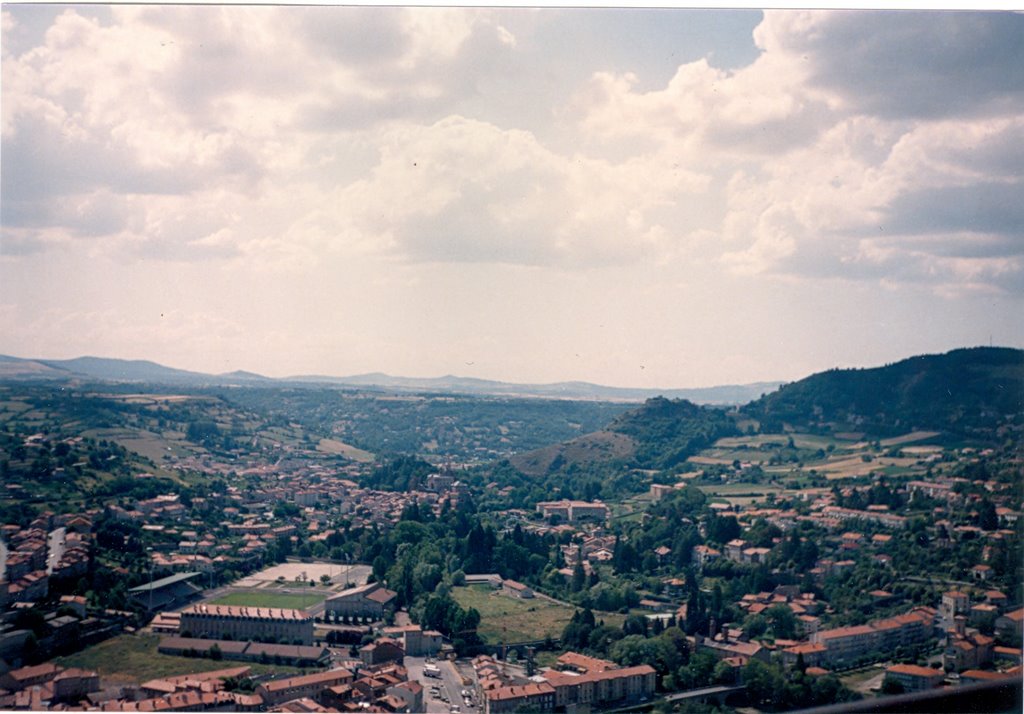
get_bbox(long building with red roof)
[179,604,314,645]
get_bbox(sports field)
[208,590,326,609]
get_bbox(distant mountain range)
[0,354,782,405]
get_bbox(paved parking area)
[407,656,480,714]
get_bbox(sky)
[2,5,1023,388]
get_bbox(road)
[46,527,66,575]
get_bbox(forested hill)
[743,346,1024,438]
[508,396,738,479]
[607,396,738,469]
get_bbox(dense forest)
[744,347,1024,439]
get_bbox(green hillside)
[744,347,1024,439]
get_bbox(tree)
[765,604,798,640]
[881,676,905,695]
[572,560,586,592]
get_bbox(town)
[0,348,1022,713]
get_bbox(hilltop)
[509,396,738,480]
[503,346,1022,493]
[744,346,1024,439]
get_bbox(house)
[386,680,423,713]
[941,591,970,622]
[382,625,443,657]
[360,638,404,667]
[724,539,748,562]
[688,544,720,569]
[555,652,617,674]
[943,617,994,672]
[995,608,1024,641]
[502,579,534,599]
[0,662,64,691]
[781,642,828,669]
[971,564,993,581]
[697,634,769,665]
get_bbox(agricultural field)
[83,427,196,463]
[55,633,304,685]
[688,428,944,487]
[316,437,374,462]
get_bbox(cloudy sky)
[2,6,1022,388]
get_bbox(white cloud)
[2,6,1023,385]
[330,116,708,267]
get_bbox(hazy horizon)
[3,7,1023,389]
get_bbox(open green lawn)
[209,590,326,609]
[451,585,623,644]
[452,585,574,643]
[55,633,305,684]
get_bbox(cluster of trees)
[610,397,739,471]
[744,659,859,710]
[413,592,482,651]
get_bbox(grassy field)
[840,665,887,695]
[452,585,573,643]
[82,427,196,462]
[451,585,621,645]
[316,437,374,462]
[697,482,789,506]
[55,633,304,684]
[209,591,326,609]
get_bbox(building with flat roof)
[180,604,314,645]
[536,500,609,524]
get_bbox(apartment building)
[806,608,935,668]
[179,604,314,645]
[541,661,656,709]
[884,664,944,692]
[485,682,555,714]
[536,500,609,524]
[256,668,355,706]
